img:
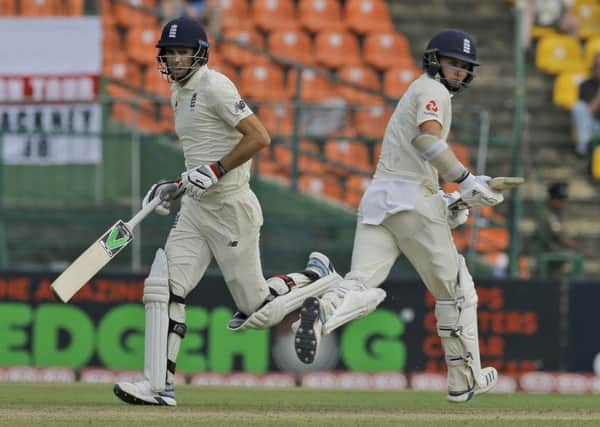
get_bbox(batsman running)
[294,29,505,402]
[114,17,339,406]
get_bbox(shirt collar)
[177,65,208,91]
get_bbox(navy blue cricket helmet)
[156,17,210,81]
[423,29,479,92]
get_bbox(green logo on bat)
[100,221,133,257]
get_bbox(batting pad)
[230,273,343,331]
[143,249,170,392]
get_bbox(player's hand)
[181,163,225,200]
[458,174,504,208]
[143,180,184,215]
[439,190,469,229]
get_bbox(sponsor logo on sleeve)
[235,99,247,113]
[424,99,439,116]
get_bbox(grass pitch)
[1,383,600,426]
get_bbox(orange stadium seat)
[0,0,17,15]
[553,70,588,110]
[314,30,362,69]
[337,65,382,104]
[221,29,266,67]
[268,29,314,65]
[55,0,84,16]
[219,0,251,31]
[240,64,287,102]
[372,142,382,168]
[126,27,160,65]
[584,36,600,68]
[113,0,157,29]
[19,0,56,16]
[363,31,412,71]
[145,68,171,99]
[273,140,322,176]
[286,68,336,102]
[344,0,393,35]
[475,227,509,253]
[535,35,584,74]
[210,60,239,86]
[252,0,297,33]
[344,175,371,208]
[159,104,174,133]
[299,173,343,201]
[384,66,421,98]
[324,139,372,176]
[354,105,393,139]
[104,56,143,90]
[298,0,344,33]
[258,103,295,136]
[102,25,122,53]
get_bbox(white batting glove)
[181,162,226,200]
[458,174,504,208]
[439,190,469,229]
[143,180,184,215]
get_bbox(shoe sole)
[113,384,175,406]
[295,297,321,364]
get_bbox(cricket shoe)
[447,367,498,403]
[113,380,176,406]
[304,252,336,279]
[294,296,323,364]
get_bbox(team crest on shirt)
[190,93,197,111]
[235,99,247,113]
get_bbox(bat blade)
[50,220,133,303]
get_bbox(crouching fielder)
[113,17,339,407]
[294,29,502,403]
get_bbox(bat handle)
[127,197,162,229]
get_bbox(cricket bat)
[449,176,525,210]
[50,183,179,303]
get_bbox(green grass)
[1,383,600,426]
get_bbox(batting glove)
[182,162,226,200]
[143,179,184,215]
[439,190,470,229]
[458,174,504,208]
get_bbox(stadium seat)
[372,142,382,168]
[298,0,344,33]
[210,60,239,86]
[573,1,600,39]
[252,0,297,33]
[363,31,412,71]
[286,68,336,102]
[104,56,143,90]
[126,27,160,65]
[221,29,267,67]
[344,175,371,208]
[55,0,84,16]
[268,29,314,65]
[314,30,362,69]
[273,140,322,176]
[584,36,600,69]
[354,105,393,139]
[324,139,372,176]
[383,66,421,98]
[475,227,509,253]
[113,0,157,28]
[553,70,588,110]
[344,0,393,35]
[535,35,584,74]
[219,0,252,31]
[102,25,122,54]
[159,104,175,133]
[0,0,16,15]
[299,173,344,201]
[19,0,56,16]
[240,64,287,102]
[144,68,172,99]
[258,103,295,137]
[337,65,382,104]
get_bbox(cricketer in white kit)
[294,29,503,403]
[113,17,340,406]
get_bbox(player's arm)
[412,120,503,208]
[219,114,271,172]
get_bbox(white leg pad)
[143,249,169,392]
[321,287,387,335]
[230,272,343,331]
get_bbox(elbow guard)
[411,133,468,182]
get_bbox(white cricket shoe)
[113,380,176,406]
[447,367,498,403]
[294,296,323,364]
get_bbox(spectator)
[533,182,580,277]
[522,0,579,49]
[572,52,600,157]
[160,0,222,34]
